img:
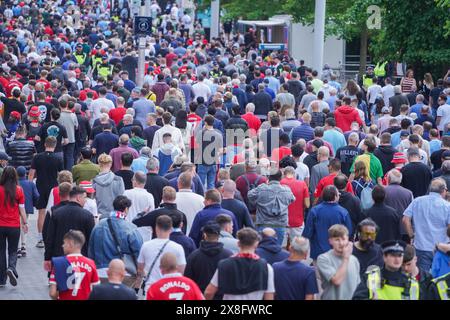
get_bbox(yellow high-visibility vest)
[367,267,419,300]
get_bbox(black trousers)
[0,227,20,284]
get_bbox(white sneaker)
[36,240,45,248]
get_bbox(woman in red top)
[0,166,28,287]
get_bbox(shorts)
[282,226,304,247]
[36,190,50,210]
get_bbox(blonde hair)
[328,224,349,239]
[354,161,370,181]
[97,154,113,166]
[57,170,73,184]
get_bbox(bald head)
[262,228,277,238]
[222,179,236,195]
[107,259,126,282]
[160,252,178,274]
[177,172,192,190]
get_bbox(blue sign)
[134,16,153,36]
[259,43,286,51]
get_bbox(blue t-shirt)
[92,131,119,157]
[303,202,353,259]
[273,260,318,300]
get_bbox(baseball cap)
[10,111,21,120]
[442,150,450,160]
[79,181,95,193]
[381,106,390,114]
[391,152,407,164]
[28,106,41,118]
[400,131,409,138]
[0,152,11,161]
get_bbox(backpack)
[354,179,374,210]
[242,174,261,212]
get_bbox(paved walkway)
[0,214,50,300]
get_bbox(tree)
[198,0,284,20]
[371,0,450,78]
[437,0,450,37]
[284,0,383,76]
[200,0,449,78]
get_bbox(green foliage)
[436,0,450,36]
[199,0,285,20]
[199,0,449,75]
[370,0,450,75]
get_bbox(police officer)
[74,44,88,67]
[429,272,450,300]
[91,52,103,78]
[96,56,113,80]
[374,61,388,86]
[209,61,222,79]
[353,240,420,300]
[362,66,375,91]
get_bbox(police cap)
[381,240,406,255]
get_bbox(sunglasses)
[360,231,377,238]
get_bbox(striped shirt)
[401,77,415,94]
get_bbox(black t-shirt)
[1,96,26,122]
[352,243,384,277]
[32,101,55,123]
[401,162,433,198]
[430,86,444,109]
[31,151,64,192]
[88,282,137,300]
[335,146,363,176]
[430,149,446,171]
[38,121,68,153]
[115,170,134,190]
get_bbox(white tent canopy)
[237,20,286,27]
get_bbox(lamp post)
[136,2,146,87]
[210,0,220,41]
[312,0,326,78]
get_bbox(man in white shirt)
[152,112,184,152]
[124,172,155,222]
[90,87,115,122]
[204,228,275,300]
[150,0,161,19]
[437,94,450,133]
[382,77,395,109]
[192,75,212,101]
[292,143,310,187]
[367,77,382,106]
[136,215,186,293]
[175,172,204,235]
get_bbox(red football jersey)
[49,254,100,300]
[146,274,204,301]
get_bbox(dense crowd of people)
[0,0,449,301]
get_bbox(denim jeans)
[63,143,75,171]
[197,164,217,190]
[0,227,20,285]
[415,249,434,273]
[257,226,286,246]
